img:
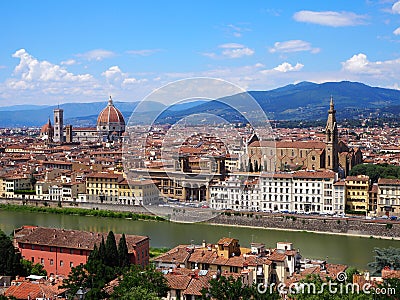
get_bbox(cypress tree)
[88,244,100,262]
[118,233,130,268]
[105,231,119,267]
[98,236,106,264]
[249,161,254,173]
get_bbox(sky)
[1,0,400,106]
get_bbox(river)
[1,210,400,270]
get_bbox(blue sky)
[1,0,400,105]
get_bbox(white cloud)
[224,24,251,38]
[126,49,161,56]
[269,40,320,54]
[393,1,400,14]
[394,27,400,35]
[342,53,400,76]
[102,65,147,87]
[61,59,76,65]
[11,49,92,83]
[293,10,367,27]
[273,62,304,73]
[76,49,115,61]
[202,43,254,59]
[219,43,246,49]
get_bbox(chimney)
[202,240,206,248]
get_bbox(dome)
[97,96,125,125]
[40,118,53,134]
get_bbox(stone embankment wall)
[210,213,400,239]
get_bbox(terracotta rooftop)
[14,226,148,253]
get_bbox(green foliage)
[0,229,24,277]
[201,275,279,300]
[0,295,17,300]
[386,223,393,229]
[0,204,166,222]
[249,160,254,173]
[349,163,400,183]
[13,190,36,195]
[117,286,159,300]
[21,259,47,276]
[62,231,129,299]
[149,247,170,259]
[118,234,130,268]
[111,265,169,299]
[105,231,119,267]
[368,247,400,276]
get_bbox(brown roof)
[217,237,237,246]
[378,178,400,185]
[268,251,286,262]
[15,226,148,253]
[165,273,192,290]
[153,246,191,264]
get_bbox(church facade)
[247,98,362,176]
[40,96,125,143]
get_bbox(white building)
[260,171,338,214]
[209,176,260,211]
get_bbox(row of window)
[31,256,77,268]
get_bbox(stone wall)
[209,213,400,239]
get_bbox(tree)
[0,229,24,277]
[111,265,169,299]
[254,160,259,173]
[201,275,279,300]
[98,236,106,264]
[105,231,119,267]
[118,286,159,300]
[118,234,130,269]
[21,259,47,276]
[249,160,254,173]
[368,247,400,276]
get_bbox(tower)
[325,96,338,172]
[53,108,64,143]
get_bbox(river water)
[1,210,400,270]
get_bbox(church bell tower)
[325,96,338,172]
[53,108,64,143]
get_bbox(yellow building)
[345,175,369,212]
[118,178,159,206]
[86,172,121,203]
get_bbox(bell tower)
[53,107,64,143]
[325,96,338,172]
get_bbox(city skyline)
[1,1,400,105]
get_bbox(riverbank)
[0,202,165,222]
[208,213,400,240]
[2,198,400,240]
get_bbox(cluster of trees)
[0,229,46,277]
[62,230,168,299]
[201,275,280,299]
[349,163,400,183]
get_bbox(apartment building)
[377,178,400,216]
[345,175,369,212]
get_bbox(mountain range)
[1,81,400,127]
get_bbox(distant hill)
[156,81,400,123]
[2,81,400,127]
